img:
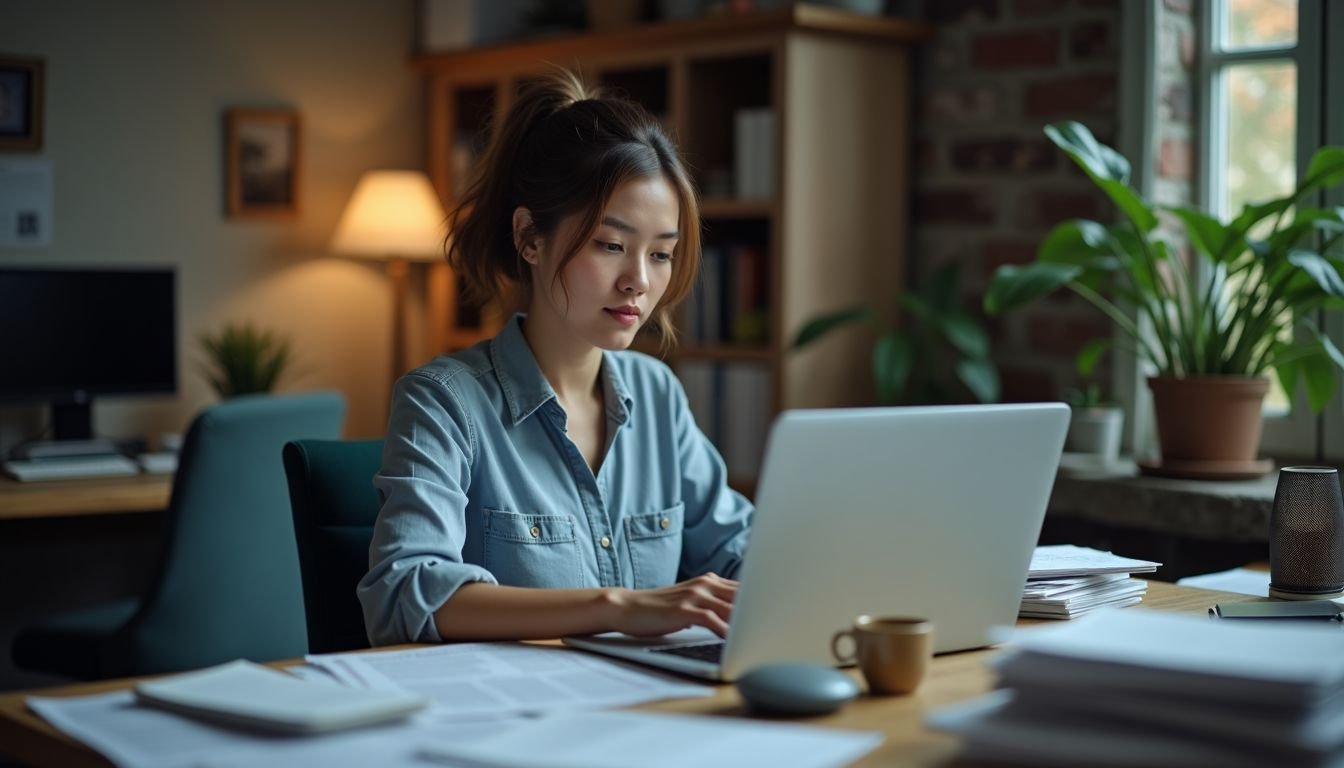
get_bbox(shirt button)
[660,517,671,530]
[599,536,611,548]
[529,526,541,538]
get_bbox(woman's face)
[523,175,680,353]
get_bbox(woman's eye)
[595,240,623,253]
[652,252,674,263]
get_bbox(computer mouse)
[735,662,860,716]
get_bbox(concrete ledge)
[1048,457,1277,543]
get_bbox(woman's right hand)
[605,573,738,638]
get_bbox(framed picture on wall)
[0,56,44,151]
[225,108,300,219]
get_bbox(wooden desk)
[0,474,171,520]
[0,582,1256,768]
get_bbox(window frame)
[1194,0,1335,459]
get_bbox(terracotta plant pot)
[1146,376,1269,463]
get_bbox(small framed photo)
[0,56,44,151]
[225,108,300,219]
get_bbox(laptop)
[563,403,1070,681]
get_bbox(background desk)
[0,474,172,520]
[0,475,171,692]
[0,581,1257,768]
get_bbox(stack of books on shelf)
[681,243,769,347]
[929,610,1344,767]
[1021,545,1161,619]
[678,361,771,479]
[733,107,775,200]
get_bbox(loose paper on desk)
[306,641,712,716]
[419,709,884,768]
[27,689,517,768]
[1028,544,1160,579]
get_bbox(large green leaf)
[955,357,1001,404]
[1044,123,1157,231]
[1272,341,1299,404]
[1301,351,1337,413]
[1075,337,1110,377]
[1038,219,1112,265]
[872,332,913,405]
[791,305,874,349]
[924,262,960,314]
[984,262,1082,314]
[1045,122,1131,182]
[939,309,989,359]
[1304,146,1344,190]
[1287,249,1344,297]
[1167,205,1237,261]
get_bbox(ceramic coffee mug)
[830,616,933,695]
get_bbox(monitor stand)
[8,400,118,460]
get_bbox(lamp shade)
[330,170,446,261]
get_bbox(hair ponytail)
[445,67,701,349]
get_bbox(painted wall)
[0,0,426,447]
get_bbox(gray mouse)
[735,662,860,716]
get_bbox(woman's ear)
[512,207,540,264]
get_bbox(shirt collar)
[490,314,635,427]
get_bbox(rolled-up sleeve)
[671,375,754,580]
[357,372,498,645]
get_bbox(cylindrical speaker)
[1269,466,1344,600]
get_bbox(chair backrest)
[106,392,345,676]
[282,438,384,654]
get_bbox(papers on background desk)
[28,642,882,768]
[1021,545,1160,619]
[928,609,1344,767]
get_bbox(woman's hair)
[447,68,700,349]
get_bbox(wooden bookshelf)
[416,4,928,488]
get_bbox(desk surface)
[0,474,172,520]
[0,581,1255,768]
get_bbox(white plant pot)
[1065,406,1124,460]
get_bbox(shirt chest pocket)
[625,502,684,590]
[482,509,582,588]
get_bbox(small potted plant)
[198,321,296,399]
[985,122,1344,479]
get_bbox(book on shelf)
[733,107,775,200]
[683,244,768,346]
[677,361,771,479]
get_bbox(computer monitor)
[0,266,177,441]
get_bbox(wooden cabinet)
[415,4,928,489]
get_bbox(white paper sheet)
[0,158,52,247]
[28,690,516,768]
[306,642,713,717]
[418,709,884,768]
[1027,545,1161,579]
[1178,567,1271,596]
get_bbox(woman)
[358,70,754,645]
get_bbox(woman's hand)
[605,573,738,638]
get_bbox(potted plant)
[792,262,1000,405]
[199,322,296,399]
[985,122,1344,478]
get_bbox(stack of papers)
[29,642,884,768]
[1021,545,1161,619]
[929,609,1344,767]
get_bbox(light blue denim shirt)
[358,314,754,645]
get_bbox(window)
[1196,0,1341,459]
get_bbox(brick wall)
[910,0,1123,401]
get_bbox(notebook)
[564,403,1071,681]
[133,659,429,734]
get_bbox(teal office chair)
[11,392,345,680]
[282,439,383,654]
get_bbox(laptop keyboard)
[648,641,725,663]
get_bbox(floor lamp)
[331,170,447,390]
